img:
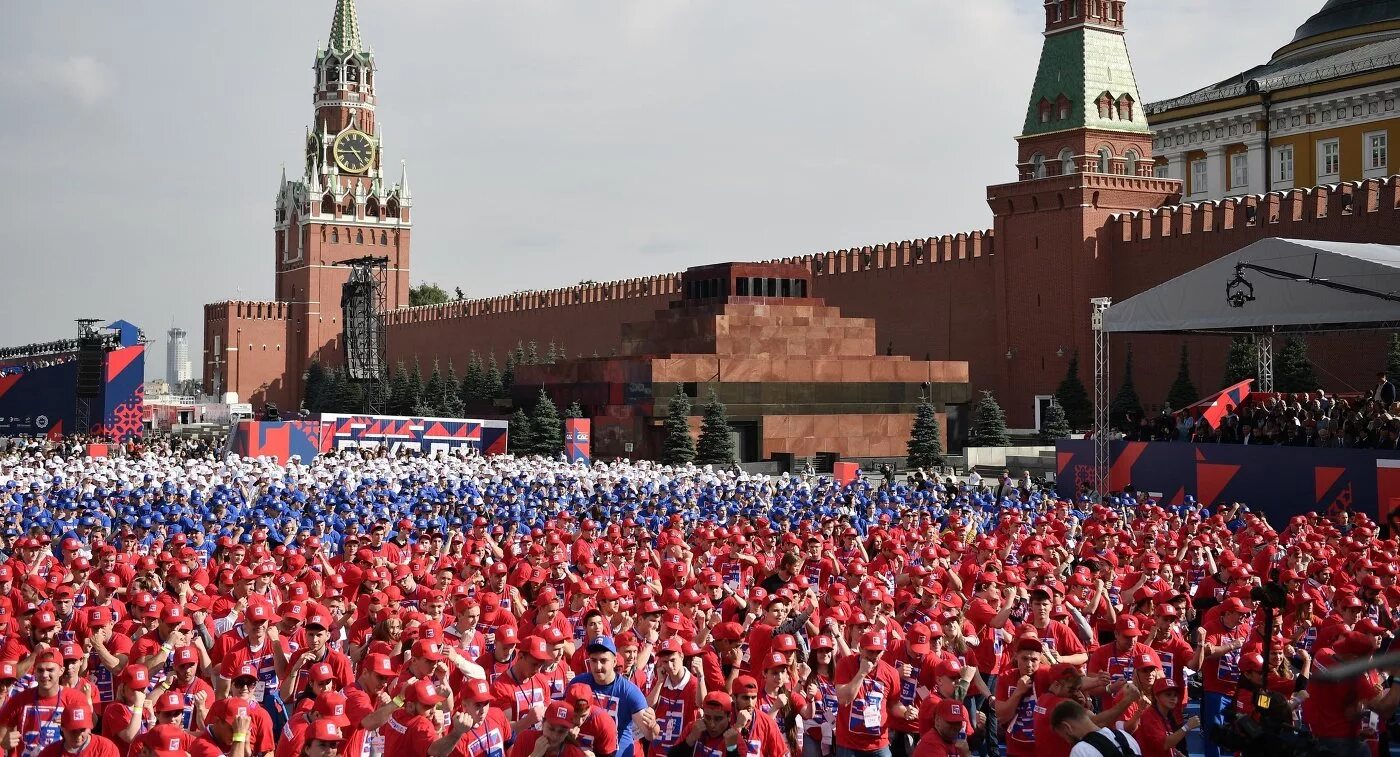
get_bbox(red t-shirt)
[911,728,965,757]
[996,673,1038,757]
[449,707,513,757]
[0,687,91,757]
[383,710,439,755]
[1134,705,1176,757]
[36,733,122,757]
[1200,616,1252,695]
[506,731,589,756]
[575,705,619,756]
[343,683,387,757]
[99,700,146,756]
[1304,650,1384,739]
[834,654,902,752]
[650,673,699,755]
[1032,692,1072,757]
[489,668,550,726]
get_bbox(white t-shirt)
[1069,728,1142,757]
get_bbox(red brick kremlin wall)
[220,177,1400,423]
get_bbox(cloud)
[19,56,114,108]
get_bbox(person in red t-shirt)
[648,639,700,756]
[507,701,590,756]
[36,703,121,757]
[912,699,973,757]
[1135,679,1199,757]
[1304,634,1400,757]
[491,635,554,734]
[675,691,747,756]
[384,678,448,756]
[0,648,91,757]
[442,676,514,757]
[99,663,149,755]
[1198,597,1252,757]
[187,696,256,757]
[994,636,1044,757]
[834,630,905,755]
[731,675,788,756]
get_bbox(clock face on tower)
[333,130,375,174]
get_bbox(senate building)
[205,0,1400,460]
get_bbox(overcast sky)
[1,0,1323,377]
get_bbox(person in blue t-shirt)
[567,636,659,757]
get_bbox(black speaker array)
[341,279,381,381]
[75,337,105,398]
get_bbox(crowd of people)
[1124,371,1400,449]
[0,441,1393,757]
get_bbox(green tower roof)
[328,0,363,54]
[1022,26,1150,137]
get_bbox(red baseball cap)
[308,719,345,743]
[462,677,493,704]
[935,699,969,724]
[405,679,446,706]
[363,653,397,677]
[521,636,552,662]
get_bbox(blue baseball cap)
[586,636,618,656]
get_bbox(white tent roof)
[1102,238,1400,334]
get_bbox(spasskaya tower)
[274,0,411,367]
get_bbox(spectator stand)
[1089,237,1400,493]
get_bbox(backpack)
[1079,728,1137,757]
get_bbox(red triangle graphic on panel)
[0,374,21,402]
[1057,451,1074,475]
[1169,486,1185,506]
[1314,466,1346,504]
[105,346,141,382]
[453,423,470,439]
[1196,463,1241,507]
[1195,449,1206,462]
[1108,442,1148,491]
[426,422,447,438]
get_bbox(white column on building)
[1205,145,1227,199]
[1245,134,1267,195]
[1167,151,1187,181]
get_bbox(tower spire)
[328,0,363,54]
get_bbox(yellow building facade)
[1148,1,1400,200]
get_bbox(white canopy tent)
[1086,238,1400,495]
[1103,238,1400,335]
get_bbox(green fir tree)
[302,361,328,412]
[1222,336,1256,387]
[1053,352,1093,430]
[695,389,735,465]
[565,400,584,419]
[333,367,363,412]
[462,352,485,406]
[1040,401,1072,443]
[1165,344,1200,411]
[1275,337,1320,393]
[1110,346,1144,430]
[419,360,446,416]
[906,400,944,469]
[546,342,560,364]
[388,362,410,415]
[500,353,515,399]
[484,354,504,403]
[662,386,696,466]
[1387,332,1400,378]
[442,361,465,417]
[526,341,540,365]
[509,408,535,457]
[320,368,343,412]
[531,388,564,457]
[969,390,1010,447]
[406,359,425,415]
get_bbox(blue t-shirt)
[568,672,649,757]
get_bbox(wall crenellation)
[1103,176,1400,248]
[381,228,995,325]
[384,272,685,324]
[764,230,995,275]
